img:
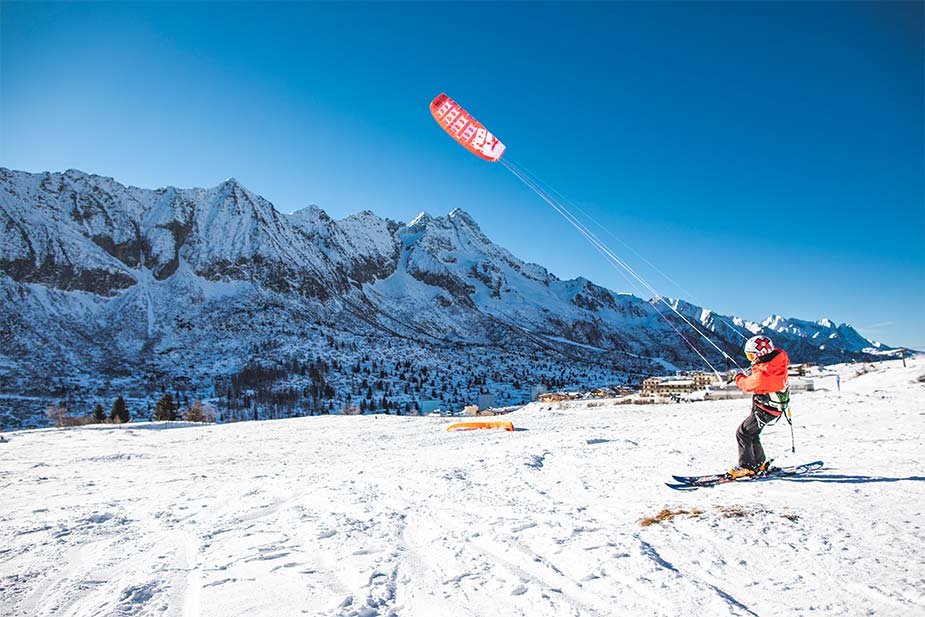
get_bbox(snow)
[1,359,922,616]
[536,334,608,352]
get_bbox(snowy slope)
[1,359,922,616]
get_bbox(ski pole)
[786,407,795,454]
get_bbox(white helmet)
[744,335,774,361]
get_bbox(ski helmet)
[744,335,774,361]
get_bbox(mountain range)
[0,168,893,428]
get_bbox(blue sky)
[2,2,922,348]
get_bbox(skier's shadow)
[781,473,925,484]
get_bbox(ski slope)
[1,359,923,616]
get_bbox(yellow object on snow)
[446,421,514,432]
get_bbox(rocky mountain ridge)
[0,168,892,428]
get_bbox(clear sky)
[2,2,923,348]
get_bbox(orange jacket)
[735,349,789,394]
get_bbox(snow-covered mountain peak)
[288,204,332,229]
[343,209,379,222]
[61,168,115,183]
[408,211,432,227]
[763,314,785,329]
[213,176,246,197]
[447,207,480,228]
[204,178,283,225]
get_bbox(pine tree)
[110,396,130,424]
[92,403,106,424]
[154,393,178,421]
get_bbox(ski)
[666,460,824,491]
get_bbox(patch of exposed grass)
[643,505,800,527]
[714,505,748,518]
[640,507,704,527]
[713,505,800,523]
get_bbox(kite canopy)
[430,93,506,162]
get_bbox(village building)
[788,363,816,377]
[642,372,717,396]
[537,391,583,403]
[586,386,635,398]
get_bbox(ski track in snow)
[1,360,923,616]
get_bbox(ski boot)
[756,459,780,476]
[726,465,756,480]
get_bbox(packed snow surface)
[1,360,923,616]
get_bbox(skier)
[727,335,791,479]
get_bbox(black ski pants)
[736,405,778,469]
